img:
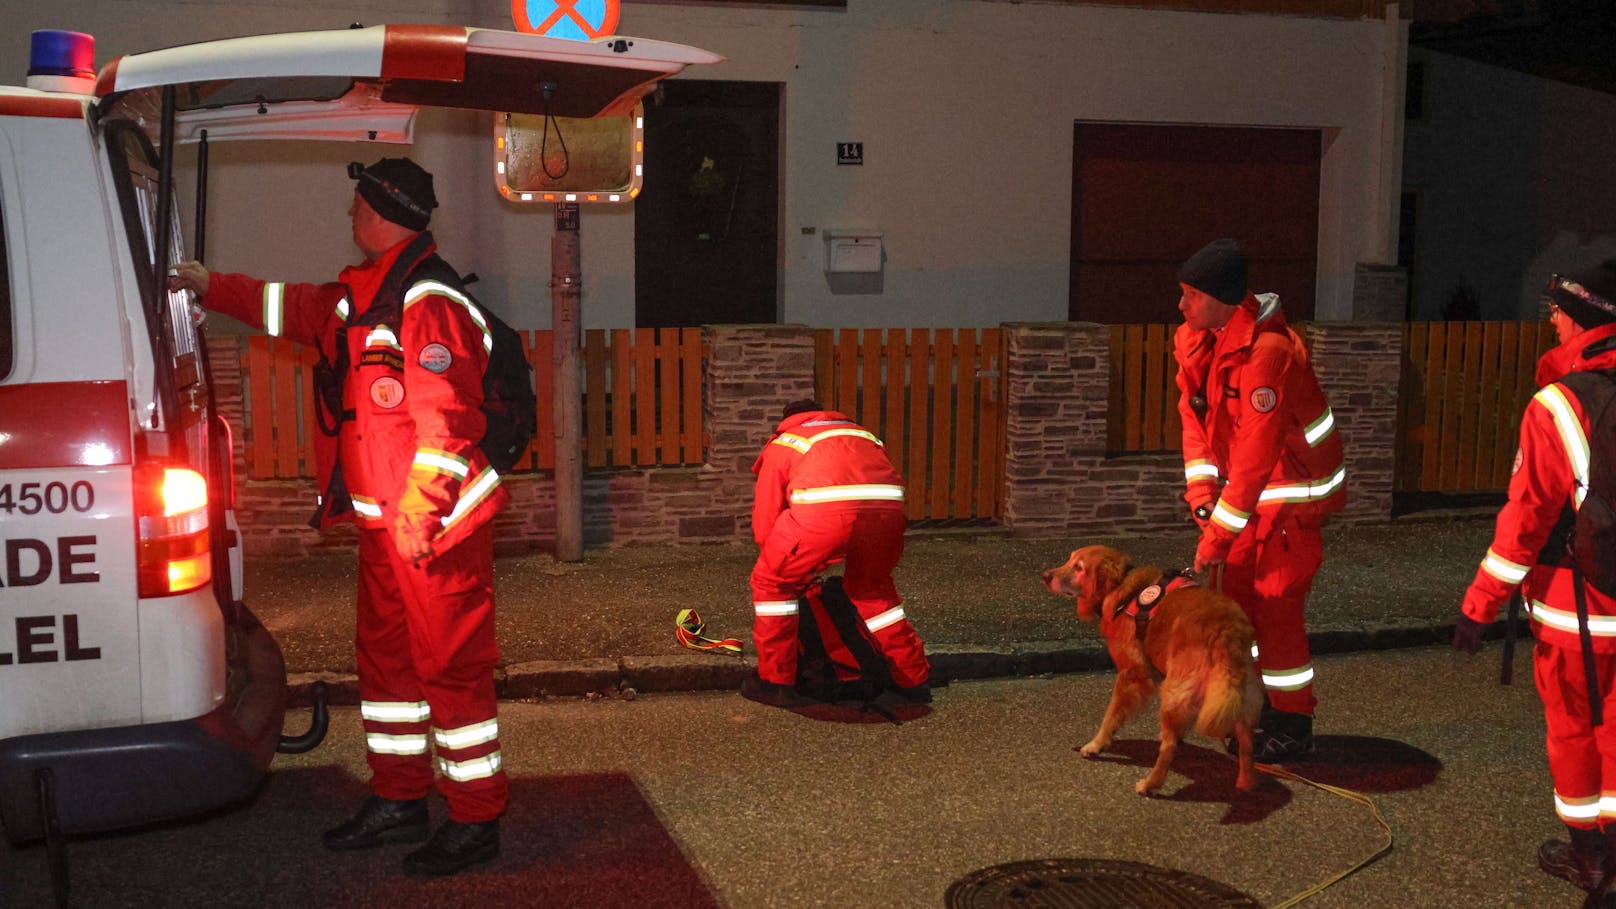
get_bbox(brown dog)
[1043,544,1262,794]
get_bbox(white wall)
[2,0,1403,329]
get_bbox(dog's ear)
[1093,548,1126,595]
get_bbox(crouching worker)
[744,400,932,708]
[1453,261,1616,902]
[169,158,508,878]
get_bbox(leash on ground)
[1253,759,1394,909]
[674,609,743,654]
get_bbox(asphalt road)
[0,645,1584,909]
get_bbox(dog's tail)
[1195,627,1260,739]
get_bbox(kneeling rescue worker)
[169,158,509,878]
[745,400,932,707]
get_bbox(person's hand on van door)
[167,260,210,296]
[391,513,437,564]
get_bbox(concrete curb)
[283,621,1493,708]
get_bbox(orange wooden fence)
[1397,320,1557,494]
[241,328,704,479]
[812,328,1007,522]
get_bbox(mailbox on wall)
[824,229,883,273]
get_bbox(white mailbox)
[824,229,883,273]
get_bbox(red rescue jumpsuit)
[204,233,511,823]
[1174,293,1346,716]
[750,410,930,689]
[1462,322,1616,831]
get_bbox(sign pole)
[551,202,584,561]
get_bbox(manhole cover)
[945,858,1262,908]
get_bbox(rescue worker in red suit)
[1172,239,1346,762]
[169,158,508,878]
[742,400,932,707]
[1454,261,1616,901]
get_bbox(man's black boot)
[1538,826,1609,893]
[1252,710,1314,762]
[740,674,814,708]
[403,819,500,878]
[322,795,430,851]
[892,681,933,704]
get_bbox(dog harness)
[1114,568,1200,643]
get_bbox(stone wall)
[210,321,1402,557]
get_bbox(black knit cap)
[1178,238,1248,307]
[782,399,822,419]
[348,157,437,231]
[1549,260,1616,329]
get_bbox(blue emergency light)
[28,29,95,79]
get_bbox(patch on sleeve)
[370,376,405,409]
[419,342,453,374]
[1512,447,1523,476]
[1249,386,1278,413]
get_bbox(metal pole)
[551,202,584,561]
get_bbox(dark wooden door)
[1070,123,1321,324]
[636,81,779,327]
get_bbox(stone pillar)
[1306,322,1401,521]
[702,324,818,537]
[1351,263,1408,322]
[1001,322,1108,533]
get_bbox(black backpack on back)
[405,256,538,474]
[1560,368,1616,597]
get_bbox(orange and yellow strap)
[675,608,743,654]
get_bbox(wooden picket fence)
[1397,320,1557,493]
[811,328,1007,522]
[240,328,704,479]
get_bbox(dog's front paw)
[1134,778,1162,796]
[1078,739,1107,758]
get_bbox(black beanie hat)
[782,399,822,419]
[1179,239,1248,306]
[1549,260,1616,329]
[349,157,437,231]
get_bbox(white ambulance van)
[0,20,716,867]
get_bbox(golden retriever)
[1043,544,1262,794]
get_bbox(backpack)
[312,234,537,475]
[794,576,893,703]
[1560,368,1616,597]
[405,257,538,474]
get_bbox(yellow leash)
[1256,761,1395,908]
[675,608,743,654]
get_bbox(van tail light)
[135,463,212,596]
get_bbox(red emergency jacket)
[750,410,905,547]
[1463,322,1616,652]
[204,233,509,553]
[1173,292,1346,553]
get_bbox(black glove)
[1452,615,1484,655]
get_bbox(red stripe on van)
[380,25,467,82]
[0,380,131,468]
[0,95,84,119]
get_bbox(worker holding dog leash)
[1453,261,1616,905]
[1172,239,1347,762]
[742,400,933,708]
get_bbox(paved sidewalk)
[253,511,1508,706]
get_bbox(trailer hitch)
[278,681,329,754]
